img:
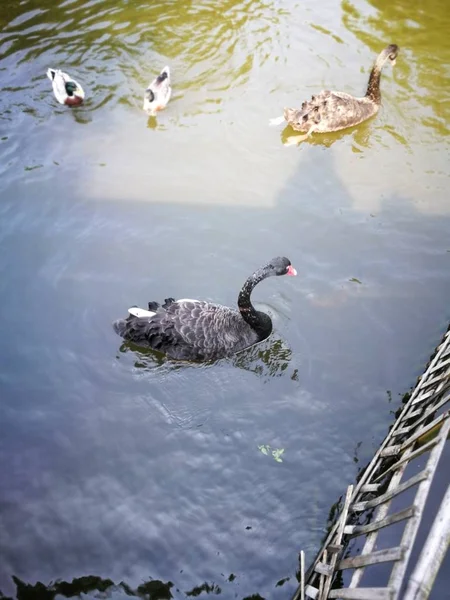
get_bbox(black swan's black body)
[113,257,297,362]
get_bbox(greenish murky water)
[0,0,449,598]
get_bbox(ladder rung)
[391,426,412,437]
[374,437,439,482]
[328,588,392,599]
[413,381,450,407]
[411,388,435,404]
[429,356,450,374]
[400,412,449,451]
[407,394,450,435]
[345,506,415,537]
[380,445,401,457]
[338,546,403,570]
[314,560,333,576]
[421,371,448,389]
[305,584,318,599]
[405,408,422,420]
[413,382,450,407]
[327,543,343,553]
[360,483,380,493]
[351,469,429,512]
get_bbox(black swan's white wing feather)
[128,307,156,318]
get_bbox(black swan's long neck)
[365,48,394,104]
[238,267,270,332]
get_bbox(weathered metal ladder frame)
[293,327,450,600]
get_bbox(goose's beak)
[287,265,297,276]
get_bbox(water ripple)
[0,0,284,117]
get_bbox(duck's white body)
[47,68,85,106]
[143,66,171,115]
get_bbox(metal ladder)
[293,327,450,600]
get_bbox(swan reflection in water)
[280,117,374,149]
[118,333,296,382]
[231,335,297,381]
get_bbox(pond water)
[0,0,449,598]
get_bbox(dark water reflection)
[1,0,450,599]
[4,574,249,600]
[123,334,295,383]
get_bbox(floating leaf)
[349,277,362,284]
[272,448,285,462]
[258,444,270,455]
[259,445,285,462]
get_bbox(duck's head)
[156,66,170,85]
[65,81,85,105]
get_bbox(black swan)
[113,256,297,362]
[270,44,399,144]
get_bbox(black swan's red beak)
[287,265,297,276]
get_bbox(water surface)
[0,0,449,598]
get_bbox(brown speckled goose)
[113,257,297,362]
[270,44,399,144]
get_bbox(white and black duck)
[47,68,85,106]
[113,257,297,361]
[143,66,171,115]
[270,44,399,144]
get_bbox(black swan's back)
[113,257,297,362]
[114,300,264,361]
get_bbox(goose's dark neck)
[365,49,393,104]
[365,64,382,104]
[238,267,268,329]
